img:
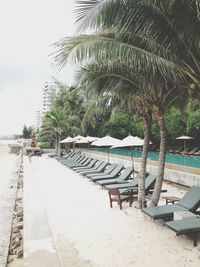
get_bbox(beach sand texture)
[0,142,19,266]
[24,155,200,267]
[0,143,18,199]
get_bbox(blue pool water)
[89,148,200,168]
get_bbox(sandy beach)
[0,142,18,199]
[24,155,200,267]
[0,141,21,267]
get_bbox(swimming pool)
[89,148,200,169]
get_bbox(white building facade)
[35,81,59,130]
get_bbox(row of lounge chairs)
[56,152,200,246]
[57,152,158,204]
[169,146,200,155]
[143,186,200,246]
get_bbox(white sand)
[0,143,18,199]
[24,155,200,267]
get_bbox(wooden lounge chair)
[97,166,133,186]
[165,217,200,246]
[108,188,133,210]
[86,164,118,178]
[142,186,200,220]
[90,164,124,182]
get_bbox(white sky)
[0,0,76,135]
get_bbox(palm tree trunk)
[57,135,61,156]
[137,109,152,209]
[55,133,58,155]
[150,112,166,206]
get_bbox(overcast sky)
[0,0,76,135]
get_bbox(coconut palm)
[52,0,199,206]
[79,59,186,208]
[40,107,67,155]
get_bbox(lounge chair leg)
[110,200,113,208]
[119,201,122,210]
[193,235,197,247]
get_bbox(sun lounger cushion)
[143,204,188,220]
[143,186,200,220]
[165,217,200,246]
[166,217,200,234]
[178,186,200,210]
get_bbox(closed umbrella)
[91,135,121,162]
[176,135,194,151]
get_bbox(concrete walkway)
[24,157,61,267]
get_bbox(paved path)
[24,157,61,267]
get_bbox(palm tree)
[52,0,199,206]
[75,61,156,208]
[54,83,86,136]
[40,106,67,155]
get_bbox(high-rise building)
[35,81,59,130]
[42,81,58,114]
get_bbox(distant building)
[42,81,58,114]
[35,81,59,130]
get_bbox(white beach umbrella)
[75,137,89,144]
[71,135,85,151]
[176,135,194,151]
[75,135,100,144]
[85,135,100,143]
[91,135,121,162]
[74,136,100,156]
[60,136,73,143]
[111,135,144,148]
[72,135,85,141]
[111,135,144,172]
[91,135,120,147]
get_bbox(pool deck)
[82,150,200,187]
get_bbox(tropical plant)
[40,107,67,155]
[52,0,200,206]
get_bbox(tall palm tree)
[52,0,199,206]
[75,61,156,208]
[40,107,67,155]
[54,84,86,136]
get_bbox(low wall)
[84,150,200,187]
